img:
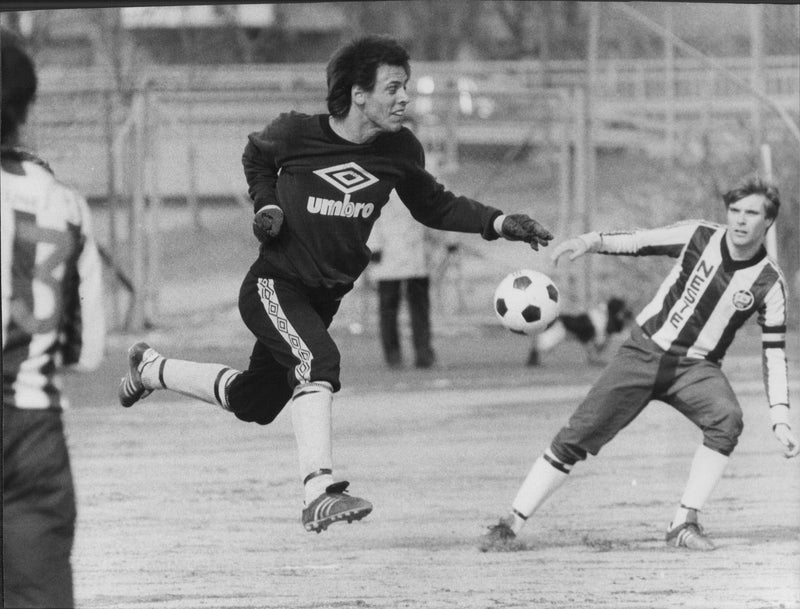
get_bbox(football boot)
[302,481,372,533]
[118,342,161,408]
[666,510,715,551]
[478,516,525,552]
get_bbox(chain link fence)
[21,2,800,330]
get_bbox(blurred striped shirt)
[2,148,105,409]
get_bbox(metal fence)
[26,55,800,330]
[29,53,799,200]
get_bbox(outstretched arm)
[493,214,553,251]
[395,138,553,247]
[550,233,601,266]
[552,221,704,266]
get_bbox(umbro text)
[307,194,375,218]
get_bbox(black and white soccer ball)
[494,269,560,335]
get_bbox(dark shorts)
[3,406,76,609]
[551,326,743,464]
[227,271,350,425]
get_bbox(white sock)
[672,444,729,526]
[142,355,239,409]
[508,449,571,534]
[290,382,334,504]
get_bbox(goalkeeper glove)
[495,214,553,251]
[253,205,284,243]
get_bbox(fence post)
[664,4,676,160]
[583,1,599,309]
[103,86,122,327]
[443,78,460,173]
[750,4,765,146]
[760,144,777,259]
[145,86,161,324]
[557,89,572,238]
[572,87,587,308]
[186,71,202,230]
[127,91,147,331]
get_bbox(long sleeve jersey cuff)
[770,403,791,429]
[493,214,506,238]
[255,203,282,215]
[579,231,603,251]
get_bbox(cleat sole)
[303,506,372,533]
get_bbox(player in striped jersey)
[481,176,797,552]
[2,31,105,608]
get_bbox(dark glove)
[370,250,383,263]
[252,205,284,243]
[500,214,554,251]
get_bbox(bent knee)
[550,439,586,466]
[227,374,292,425]
[233,409,280,426]
[702,410,744,456]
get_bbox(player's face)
[360,64,410,134]
[726,193,772,251]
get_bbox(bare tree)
[342,0,484,61]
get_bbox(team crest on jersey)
[313,162,378,194]
[732,289,754,311]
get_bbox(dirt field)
[61,312,800,609]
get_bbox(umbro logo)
[308,162,378,219]
[313,162,378,194]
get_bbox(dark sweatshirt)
[242,111,502,290]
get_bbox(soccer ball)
[493,269,560,335]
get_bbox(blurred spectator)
[368,190,436,368]
[2,29,105,608]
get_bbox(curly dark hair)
[722,176,781,220]
[1,28,37,145]
[325,36,410,118]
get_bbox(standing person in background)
[368,189,436,369]
[2,30,106,608]
[118,35,553,535]
[481,176,798,552]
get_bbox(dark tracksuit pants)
[3,406,76,609]
[377,277,434,367]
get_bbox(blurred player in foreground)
[482,176,798,552]
[2,30,105,608]
[118,35,553,534]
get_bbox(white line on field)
[274,564,341,571]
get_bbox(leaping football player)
[117,36,553,534]
[481,176,798,552]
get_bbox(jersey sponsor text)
[306,194,375,219]
[669,259,716,328]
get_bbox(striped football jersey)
[588,220,788,407]
[2,148,105,409]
